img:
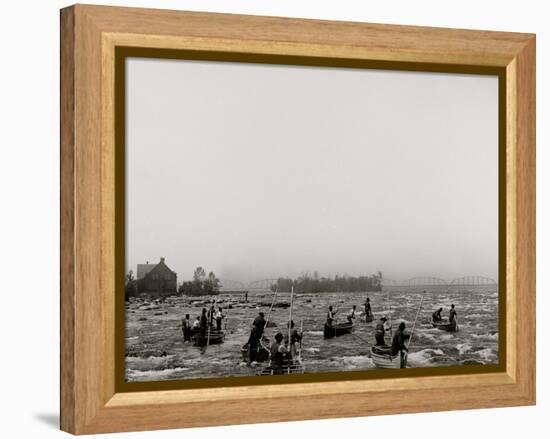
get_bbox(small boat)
[432,319,458,332]
[323,321,353,338]
[192,329,225,347]
[241,337,270,363]
[258,287,306,375]
[370,345,408,369]
[258,360,305,376]
[365,313,374,323]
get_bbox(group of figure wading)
[432,304,457,323]
[325,298,410,359]
[325,297,374,326]
[374,317,409,357]
[325,296,457,361]
[246,311,302,372]
[181,303,225,343]
[179,293,457,369]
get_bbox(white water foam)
[330,355,374,370]
[408,348,445,366]
[127,367,189,379]
[476,348,497,361]
[456,343,472,355]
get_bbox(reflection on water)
[125,287,498,382]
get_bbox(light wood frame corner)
[60,4,535,435]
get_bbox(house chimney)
[160,257,165,263]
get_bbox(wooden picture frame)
[60,4,535,434]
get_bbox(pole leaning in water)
[205,298,214,350]
[299,318,303,362]
[288,286,294,374]
[406,291,425,350]
[387,290,393,338]
[261,288,278,351]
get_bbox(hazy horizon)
[126,58,498,285]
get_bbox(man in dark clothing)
[449,304,457,323]
[182,313,192,342]
[390,322,409,356]
[364,298,372,322]
[375,317,388,346]
[432,308,443,322]
[199,308,208,338]
[248,312,266,364]
[253,312,266,339]
[288,320,302,359]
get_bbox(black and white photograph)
[123,57,499,382]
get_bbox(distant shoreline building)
[136,257,177,296]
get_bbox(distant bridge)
[218,279,246,292]
[449,276,498,287]
[382,276,497,289]
[220,275,497,292]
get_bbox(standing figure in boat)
[347,305,357,323]
[192,315,200,336]
[371,320,409,369]
[181,313,192,342]
[199,308,208,338]
[326,306,337,326]
[269,332,291,373]
[432,308,443,322]
[364,297,373,322]
[253,312,266,338]
[391,322,409,358]
[375,316,388,345]
[247,312,266,364]
[449,304,457,323]
[207,303,216,327]
[288,320,302,359]
[215,307,224,330]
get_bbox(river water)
[125,286,499,382]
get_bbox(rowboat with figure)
[370,345,408,369]
[258,287,305,376]
[192,329,225,347]
[433,319,458,332]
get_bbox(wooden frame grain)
[60,4,535,434]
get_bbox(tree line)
[272,271,383,293]
[178,266,220,296]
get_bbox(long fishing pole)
[206,303,212,348]
[350,332,370,345]
[260,288,278,352]
[288,286,294,374]
[387,290,393,338]
[406,292,425,350]
[265,288,278,329]
[299,318,303,362]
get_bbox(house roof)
[137,257,177,279]
[137,263,155,279]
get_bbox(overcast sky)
[126,58,498,284]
